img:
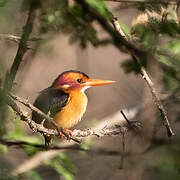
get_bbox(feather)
[32,88,69,124]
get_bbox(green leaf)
[0,144,8,154]
[157,45,180,72]
[45,159,75,180]
[86,0,110,20]
[158,55,171,67]
[6,117,41,144]
[57,153,77,174]
[0,168,17,180]
[119,22,130,37]
[23,144,42,157]
[156,54,180,90]
[80,144,89,151]
[165,40,180,54]
[47,14,55,23]
[121,59,141,74]
[25,170,42,180]
[160,21,180,37]
[148,146,180,180]
[131,23,154,47]
[0,0,7,7]
[5,117,42,156]
[162,73,180,91]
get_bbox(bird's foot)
[58,129,72,138]
[44,134,51,149]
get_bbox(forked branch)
[111,17,174,136]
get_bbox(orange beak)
[83,79,115,86]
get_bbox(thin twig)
[0,34,20,43]
[112,17,128,40]
[112,17,174,136]
[120,110,131,126]
[119,133,125,169]
[0,34,42,45]
[0,137,128,157]
[138,62,175,136]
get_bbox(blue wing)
[32,88,69,124]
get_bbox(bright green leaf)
[119,22,130,37]
[45,160,74,180]
[25,170,42,180]
[86,0,110,20]
[48,14,55,23]
[0,144,8,154]
[165,40,180,54]
[80,144,89,151]
[57,153,77,174]
[157,55,171,67]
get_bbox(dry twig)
[0,137,128,157]
[0,34,20,43]
[111,17,174,136]
[10,106,141,175]
[0,91,141,142]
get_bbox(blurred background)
[0,0,180,180]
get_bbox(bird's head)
[51,70,115,92]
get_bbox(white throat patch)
[80,86,91,93]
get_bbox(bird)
[32,70,115,146]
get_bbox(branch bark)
[0,1,37,136]
[3,2,36,92]
[0,89,141,144]
[3,93,140,175]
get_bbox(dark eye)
[77,78,83,83]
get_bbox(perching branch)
[7,92,81,143]
[1,90,141,144]
[9,103,141,175]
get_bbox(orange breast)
[53,90,88,129]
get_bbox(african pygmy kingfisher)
[32,70,115,146]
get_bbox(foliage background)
[0,0,179,179]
